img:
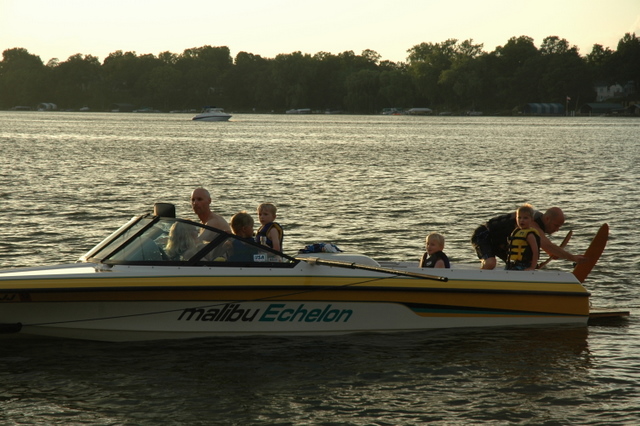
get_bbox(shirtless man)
[471,206,586,270]
[190,187,231,234]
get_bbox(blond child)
[165,220,199,261]
[419,232,450,268]
[255,203,283,251]
[230,211,254,240]
[506,205,540,271]
[227,211,258,262]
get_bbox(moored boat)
[0,204,604,342]
[406,107,433,115]
[192,106,232,121]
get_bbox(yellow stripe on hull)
[1,279,589,317]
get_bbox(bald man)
[190,187,231,234]
[471,206,586,270]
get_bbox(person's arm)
[526,233,539,271]
[532,223,586,263]
[434,258,445,268]
[539,233,587,263]
[267,227,281,251]
[419,252,428,267]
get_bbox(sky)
[2,0,639,64]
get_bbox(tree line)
[1,33,638,114]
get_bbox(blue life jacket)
[255,222,283,250]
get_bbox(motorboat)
[405,107,433,115]
[192,106,232,122]
[0,204,609,342]
[382,108,404,115]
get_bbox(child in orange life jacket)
[506,205,540,271]
[419,232,450,268]
[255,203,283,252]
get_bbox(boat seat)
[154,203,176,218]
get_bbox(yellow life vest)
[507,228,540,266]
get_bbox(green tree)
[537,37,593,106]
[50,54,102,109]
[309,52,347,111]
[102,51,144,105]
[438,39,485,110]
[270,51,316,110]
[225,51,272,111]
[612,33,640,95]
[2,33,637,114]
[407,39,459,106]
[586,44,615,84]
[0,48,49,108]
[378,67,416,109]
[146,65,184,110]
[490,36,541,108]
[131,54,164,107]
[158,51,179,65]
[345,69,380,113]
[176,45,233,107]
[539,36,572,55]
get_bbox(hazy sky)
[2,0,639,64]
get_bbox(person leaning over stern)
[471,205,587,270]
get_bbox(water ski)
[572,223,608,283]
[588,309,630,325]
[538,230,573,269]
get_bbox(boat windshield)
[80,215,295,267]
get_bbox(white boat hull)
[0,261,591,342]
[1,299,588,342]
[192,107,231,121]
[192,115,231,122]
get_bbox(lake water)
[1,111,639,424]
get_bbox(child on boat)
[255,203,283,252]
[165,220,199,261]
[419,232,450,268]
[231,211,254,240]
[228,211,259,262]
[506,205,540,271]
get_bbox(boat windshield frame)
[79,214,298,268]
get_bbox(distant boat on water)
[192,107,232,122]
[406,108,433,115]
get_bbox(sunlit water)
[0,112,639,424]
